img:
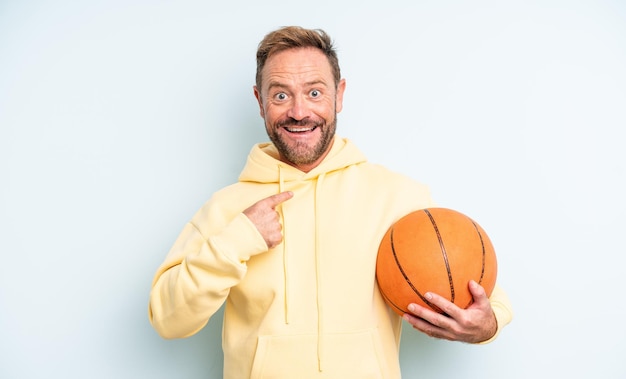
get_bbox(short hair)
[255,26,341,90]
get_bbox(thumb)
[469,280,490,304]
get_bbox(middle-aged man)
[149,26,513,379]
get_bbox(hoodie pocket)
[250,329,389,379]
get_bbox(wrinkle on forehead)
[261,48,333,91]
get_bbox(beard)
[266,115,337,167]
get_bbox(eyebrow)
[266,82,288,92]
[266,79,329,92]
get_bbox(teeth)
[286,127,313,132]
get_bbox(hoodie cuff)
[210,213,268,264]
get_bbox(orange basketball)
[376,208,497,316]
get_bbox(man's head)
[255,26,341,91]
[254,26,346,173]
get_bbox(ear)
[335,79,346,113]
[253,86,265,118]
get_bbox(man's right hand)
[243,191,293,249]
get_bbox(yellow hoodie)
[149,136,513,378]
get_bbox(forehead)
[262,47,333,88]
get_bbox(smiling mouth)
[285,126,316,133]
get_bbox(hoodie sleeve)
[148,211,268,339]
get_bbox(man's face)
[254,47,346,173]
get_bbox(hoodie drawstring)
[278,165,327,372]
[314,172,326,372]
[278,165,290,325]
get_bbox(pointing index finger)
[267,191,294,208]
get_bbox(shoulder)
[354,162,429,190]
[338,162,435,209]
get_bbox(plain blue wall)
[1,0,625,378]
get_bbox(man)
[149,26,513,378]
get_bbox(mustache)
[276,118,324,129]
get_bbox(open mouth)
[285,126,316,133]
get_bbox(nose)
[286,95,309,121]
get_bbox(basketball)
[376,208,497,316]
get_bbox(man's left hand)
[403,280,497,343]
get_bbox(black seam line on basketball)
[471,220,486,285]
[376,278,405,315]
[389,226,432,309]
[423,209,455,302]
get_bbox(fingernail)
[408,304,416,312]
[425,292,433,300]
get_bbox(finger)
[406,303,437,326]
[420,291,462,318]
[469,280,486,297]
[265,191,294,208]
[468,280,490,308]
[407,302,453,329]
[403,311,454,340]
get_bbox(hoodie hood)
[238,136,367,184]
